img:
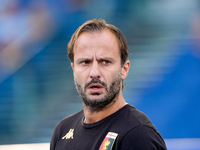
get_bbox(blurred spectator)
[47,0,88,36]
[0,0,27,71]
[27,1,55,43]
[191,10,200,57]
[0,0,55,82]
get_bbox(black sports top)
[50,104,167,150]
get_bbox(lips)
[88,83,103,93]
[89,83,103,89]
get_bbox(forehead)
[74,29,120,58]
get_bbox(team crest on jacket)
[99,132,118,150]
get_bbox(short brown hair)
[68,19,129,66]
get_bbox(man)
[50,19,167,150]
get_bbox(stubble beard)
[74,72,122,112]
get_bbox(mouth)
[89,84,103,89]
[88,84,103,93]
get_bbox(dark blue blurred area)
[0,0,200,147]
[132,40,200,139]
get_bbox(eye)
[101,60,111,65]
[80,60,91,66]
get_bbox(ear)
[121,60,130,80]
[71,63,74,71]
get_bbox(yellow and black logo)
[62,128,74,140]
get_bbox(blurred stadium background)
[0,0,200,149]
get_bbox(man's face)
[72,29,124,111]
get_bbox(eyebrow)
[76,58,92,63]
[76,56,114,63]
[96,57,114,62]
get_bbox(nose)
[90,61,101,79]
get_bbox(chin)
[88,95,104,101]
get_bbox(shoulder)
[120,125,167,149]
[121,104,154,127]
[56,110,84,129]
[50,110,84,149]
[51,110,84,138]
[118,105,167,149]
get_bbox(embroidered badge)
[99,132,118,150]
[62,128,74,140]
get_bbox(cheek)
[106,70,121,85]
[75,67,90,78]
[74,71,87,87]
[74,73,81,84]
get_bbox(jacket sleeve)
[50,123,60,150]
[50,129,56,150]
[119,125,167,150]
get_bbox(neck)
[83,91,126,124]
